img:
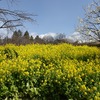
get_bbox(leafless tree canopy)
[77,0,100,42]
[0,0,35,31]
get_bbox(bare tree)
[55,33,66,40]
[77,0,100,42]
[0,0,35,31]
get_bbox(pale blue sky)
[0,0,93,36]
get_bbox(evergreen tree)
[30,35,34,41]
[23,31,30,39]
[34,35,44,44]
[11,30,22,44]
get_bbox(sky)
[0,0,93,37]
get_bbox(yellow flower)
[84,92,87,95]
[91,79,94,82]
[0,79,3,82]
[87,88,91,92]
[24,72,29,76]
[80,85,86,91]
[92,87,97,91]
[94,96,100,100]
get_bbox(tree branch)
[0,8,36,30]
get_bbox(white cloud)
[39,32,57,39]
[67,32,82,43]
[72,32,80,36]
[68,32,93,43]
[71,32,81,40]
[30,32,38,38]
[0,28,8,38]
[0,22,13,38]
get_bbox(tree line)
[0,30,69,45]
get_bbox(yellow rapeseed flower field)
[0,43,100,100]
